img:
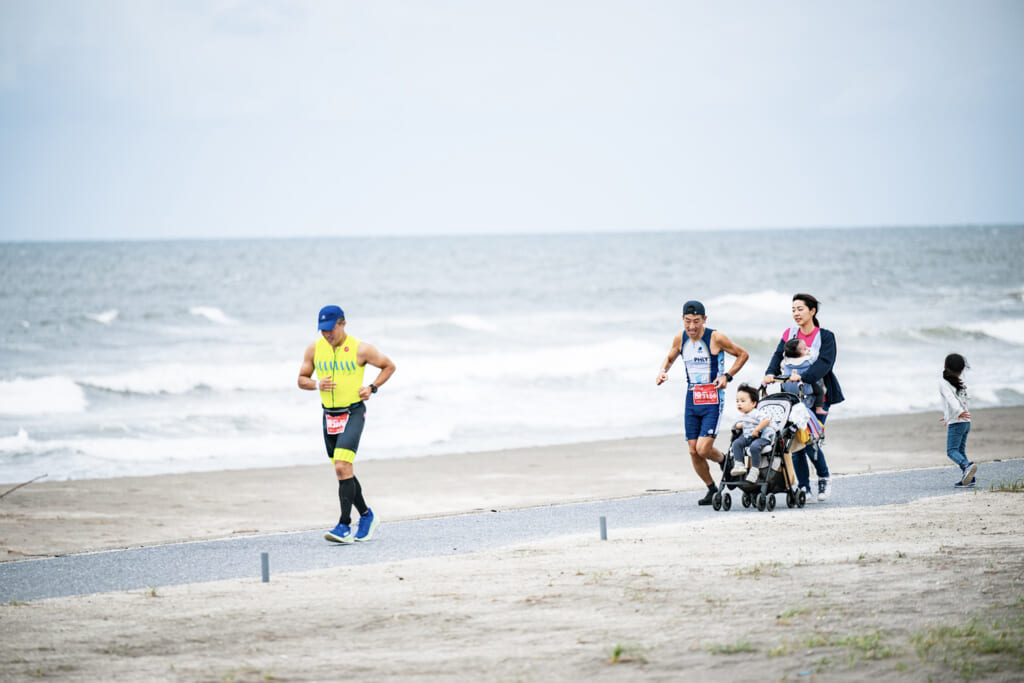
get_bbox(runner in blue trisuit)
[657,300,749,506]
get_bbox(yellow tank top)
[314,335,365,408]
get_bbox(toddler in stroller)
[729,384,775,483]
[711,379,807,511]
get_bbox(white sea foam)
[958,319,1024,345]
[0,431,324,481]
[189,306,238,325]
[446,314,499,333]
[708,289,793,313]
[86,309,119,325]
[0,377,87,416]
[0,427,32,453]
[78,361,296,395]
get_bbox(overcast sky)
[1,0,1022,241]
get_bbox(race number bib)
[693,383,719,405]
[325,412,350,435]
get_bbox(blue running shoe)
[355,508,378,542]
[960,462,977,487]
[325,523,354,544]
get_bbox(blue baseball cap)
[682,300,706,316]
[317,305,344,330]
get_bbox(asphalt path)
[3,459,1021,603]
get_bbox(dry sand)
[1,407,1023,681]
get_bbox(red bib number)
[693,384,719,405]
[326,412,350,435]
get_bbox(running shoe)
[698,490,715,506]
[960,462,977,487]
[324,523,354,544]
[355,508,378,542]
[817,478,832,502]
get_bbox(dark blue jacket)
[765,328,845,407]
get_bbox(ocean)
[1,226,1022,482]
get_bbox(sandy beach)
[1,407,1023,681]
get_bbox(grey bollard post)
[261,552,270,583]
[599,516,607,540]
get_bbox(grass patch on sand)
[775,606,811,625]
[832,630,900,661]
[705,640,757,655]
[607,643,647,664]
[911,616,1024,680]
[770,608,1024,677]
[989,477,1024,493]
[765,630,901,663]
[733,561,782,579]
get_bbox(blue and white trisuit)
[680,327,726,440]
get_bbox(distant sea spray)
[1,227,1022,481]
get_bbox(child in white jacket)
[729,384,776,483]
[939,353,976,487]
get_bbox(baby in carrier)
[782,338,827,415]
[729,384,776,483]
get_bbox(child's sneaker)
[730,460,748,476]
[744,467,759,483]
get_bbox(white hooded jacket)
[939,379,969,425]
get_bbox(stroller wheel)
[756,492,767,511]
[767,494,776,512]
[742,492,751,508]
[712,492,723,511]
[786,491,795,508]
[723,493,732,511]
[797,489,806,508]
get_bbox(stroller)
[710,378,819,512]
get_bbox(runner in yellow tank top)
[313,334,365,408]
[298,305,396,544]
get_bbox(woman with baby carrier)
[762,293,845,502]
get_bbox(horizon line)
[2,222,1022,246]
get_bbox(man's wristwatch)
[369,383,378,394]
[723,373,733,383]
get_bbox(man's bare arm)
[297,343,320,390]
[357,342,396,400]
[656,333,683,385]
[711,331,749,388]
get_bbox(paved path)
[3,460,1021,603]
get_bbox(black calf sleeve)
[338,478,356,525]
[352,476,368,517]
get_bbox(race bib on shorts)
[326,412,350,435]
[693,383,719,405]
